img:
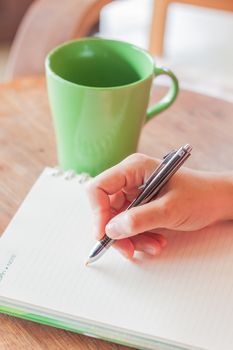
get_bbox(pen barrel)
[142,151,191,203]
[129,145,192,207]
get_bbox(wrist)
[210,173,233,222]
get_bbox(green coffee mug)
[46,38,179,176]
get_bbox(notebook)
[0,167,233,350]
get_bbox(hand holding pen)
[86,145,197,264]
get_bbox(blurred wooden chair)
[149,0,233,56]
[0,0,34,42]
[5,0,112,80]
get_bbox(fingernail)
[105,222,122,238]
[106,214,126,238]
[144,247,160,256]
[118,249,130,259]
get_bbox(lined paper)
[0,168,233,350]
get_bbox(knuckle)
[85,181,95,195]
[85,180,99,200]
[124,153,148,164]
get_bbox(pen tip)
[85,261,89,267]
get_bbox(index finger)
[86,153,157,238]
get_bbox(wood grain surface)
[0,77,232,349]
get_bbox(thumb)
[105,198,170,239]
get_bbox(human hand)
[87,153,231,259]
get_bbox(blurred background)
[0,0,233,101]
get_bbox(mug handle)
[146,66,179,122]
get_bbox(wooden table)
[0,77,232,350]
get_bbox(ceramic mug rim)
[45,37,155,91]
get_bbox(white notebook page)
[0,168,233,350]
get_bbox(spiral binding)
[49,167,91,183]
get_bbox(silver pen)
[86,144,192,265]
